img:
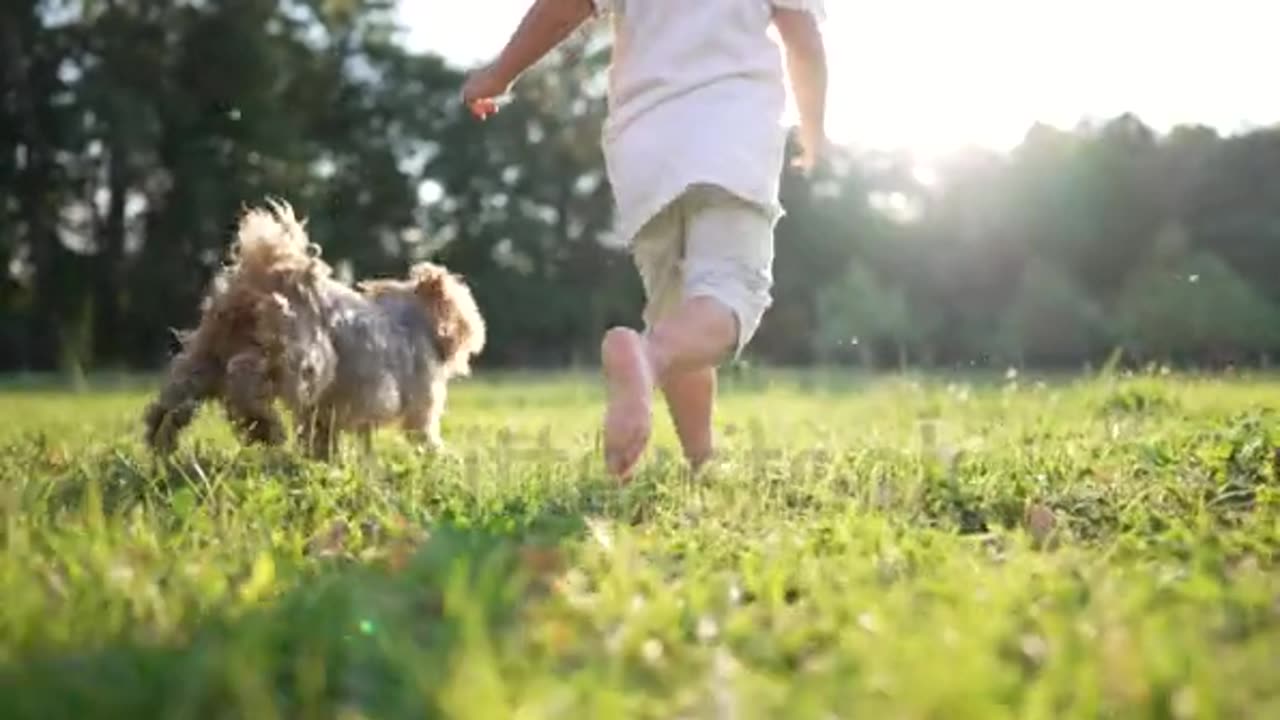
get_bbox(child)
[463,0,828,478]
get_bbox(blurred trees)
[3,1,1280,373]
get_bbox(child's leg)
[601,206,679,478]
[660,363,716,468]
[603,186,774,477]
[649,182,774,465]
[635,228,718,466]
[603,297,733,476]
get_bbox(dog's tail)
[410,262,487,377]
[228,198,330,290]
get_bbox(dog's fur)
[143,199,485,459]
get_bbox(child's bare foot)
[688,449,716,476]
[601,327,654,478]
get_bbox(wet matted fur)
[143,199,485,459]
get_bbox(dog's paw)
[417,438,458,460]
[145,401,198,455]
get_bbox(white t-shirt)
[590,0,826,245]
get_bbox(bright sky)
[397,0,1278,157]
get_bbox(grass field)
[1,370,1278,718]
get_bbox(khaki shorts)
[631,184,776,357]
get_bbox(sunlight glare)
[400,0,1279,160]
[912,164,940,188]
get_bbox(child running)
[462,0,828,478]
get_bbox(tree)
[996,257,1112,367]
[814,262,941,370]
[5,1,1280,373]
[1,0,85,371]
[1117,251,1280,365]
[425,29,634,365]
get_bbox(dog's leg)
[144,352,220,454]
[424,378,447,449]
[355,425,378,473]
[223,350,286,446]
[299,405,338,461]
[403,379,447,452]
[295,406,317,456]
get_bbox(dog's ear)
[409,262,449,300]
[410,262,485,374]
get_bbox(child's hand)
[792,127,829,174]
[461,63,511,120]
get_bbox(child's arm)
[462,0,597,118]
[772,5,828,172]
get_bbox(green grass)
[1,370,1278,718]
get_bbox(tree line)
[4,0,1279,375]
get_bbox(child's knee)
[682,258,772,357]
[701,280,768,353]
[682,189,776,354]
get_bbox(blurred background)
[3,0,1279,376]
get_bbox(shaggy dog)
[143,199,485,459]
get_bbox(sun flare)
[402,0,1279,161]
